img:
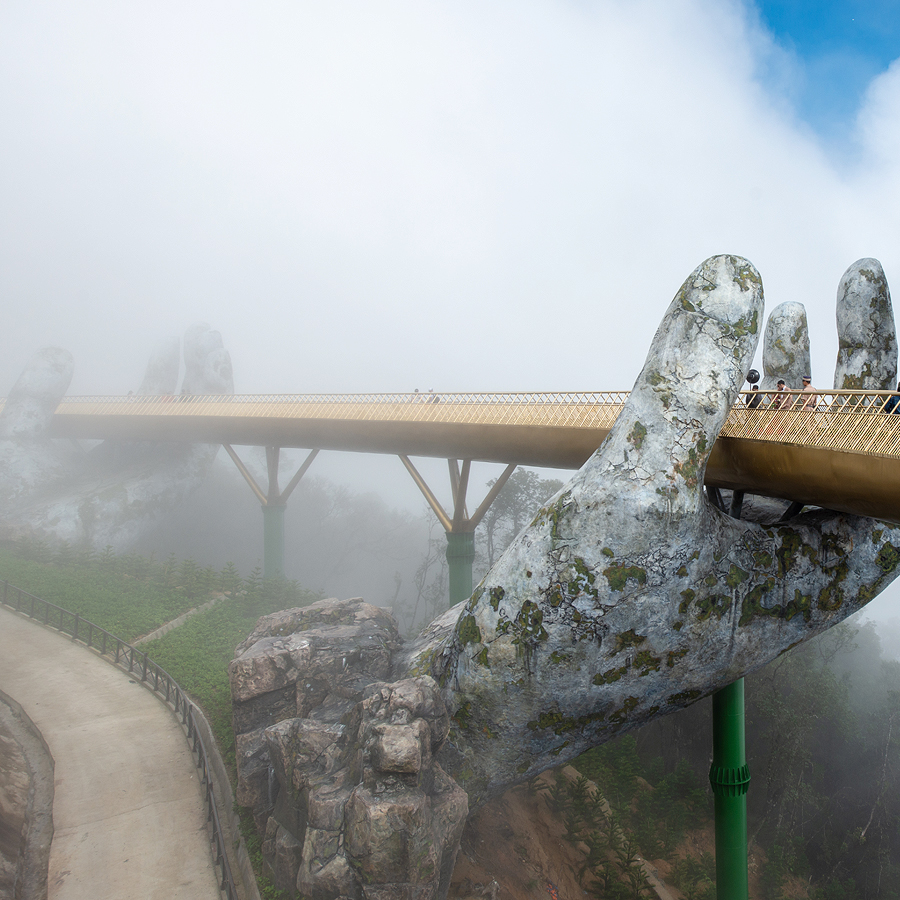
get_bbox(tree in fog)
[477,468,564,573]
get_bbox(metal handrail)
[0,580,238,900]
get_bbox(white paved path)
[0,604,223,900]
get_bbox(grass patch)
[141,585,318,775]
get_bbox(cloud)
[0,0,898,400]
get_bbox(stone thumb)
[588,255,763,518]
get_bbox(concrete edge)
[0,687,55,900]
[187,701,263,900]
[0,601,261,900]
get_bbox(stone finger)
[761,301,810,390]
[577,254,764,521]
[834,258,897,390]
[137,337,180,395]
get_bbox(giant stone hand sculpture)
[412,255,900,799]
[231,254,900,900]
[0,323,233,549]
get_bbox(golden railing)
[721,390,900,458]
[51,391,631,429]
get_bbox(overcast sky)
[4,1,900,612]
[3,0,899,399]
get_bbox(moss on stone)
[726,564,749,589]
[668,689,702,706]
[610,696,639,724]
[593,665,627,685]
[457,614,482,646]
[634,650,661,675]
[604,564,647,592]
[615,629,646,652]
[627,421,648,451]
[489,586,505,610]
[877,543,900,573]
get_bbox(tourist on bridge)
[885,382,900,414]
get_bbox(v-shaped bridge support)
[223,444,319,578]
[399,456,517,605]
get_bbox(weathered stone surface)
[229,634,313,701]
[235,728,272,809]
[233,603,466,900]
[834,258,898,390]
[297,837,358,900]
[761,301,810,389]
[182,323,234,395]
[272,824,305,895]
[397,255,900,805]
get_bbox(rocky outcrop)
[230,599,468,900]
[0,323,232,550]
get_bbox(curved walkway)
[0,604,223,900]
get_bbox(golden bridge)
[46,388,900,527]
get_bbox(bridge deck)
[12,389,900,523]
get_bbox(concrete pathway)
[0,604,223,900]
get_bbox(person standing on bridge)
[885,382,900,414]
[800,375,818,410]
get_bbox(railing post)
[710,678,750,900]
[73,614,79,642]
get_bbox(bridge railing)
[0,580,239,900]
[50,391,632,428]
[723,390,900,457]
[8,387,900,458]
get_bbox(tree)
[477,468,564,572]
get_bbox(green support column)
[445,531,475,605]
[709,678,750,900]
[262,502,286,579]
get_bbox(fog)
[3,1,900,618]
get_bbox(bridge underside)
[49,406,900,525]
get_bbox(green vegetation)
[1,537,314,900]
[0,539,201,641]
[1,536,318,774]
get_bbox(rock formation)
[0,323,233,550]
[231,600,468,899]
[231,255,900,900]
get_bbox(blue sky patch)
[754,0,900,142]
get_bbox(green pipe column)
[262,502,286,579]
[709,678,750,900]
[445,531,475,606]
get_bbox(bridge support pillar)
[262,503,286,579]
[445,531,476,606]
[399,455,517,608]
[223,444,319,583]
[710,678,750,900]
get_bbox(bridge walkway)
[46,389,900,524]
[0,603,223,900]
